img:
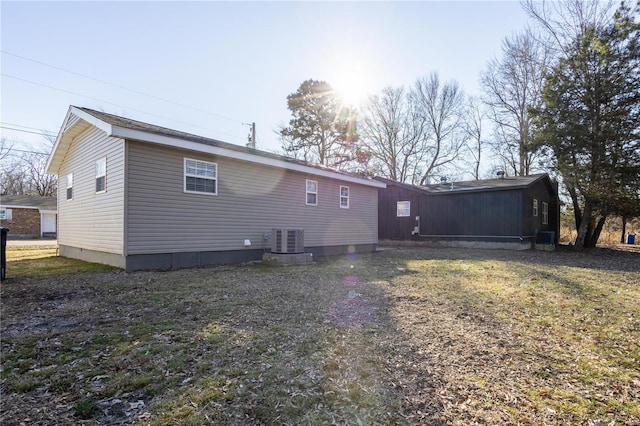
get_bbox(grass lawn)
[1,245,638,425]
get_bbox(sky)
[1,1,532,157]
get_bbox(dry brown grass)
[1,246,639,425]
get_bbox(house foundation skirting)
[60,243,378,272]
[379,238,532,251]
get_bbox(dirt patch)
[1,246,638,425]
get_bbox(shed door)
[41,213,56,235]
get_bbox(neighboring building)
[376,174,560,249]
[46,106,385,271]
[0,195,57,238]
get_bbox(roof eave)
[110,125,386,188]
[46,106,114,174]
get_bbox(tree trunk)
[588,215,607,248]
[575,200,594,249]
[621,216,627,244]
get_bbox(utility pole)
[245,122,256,149]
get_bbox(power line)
[0,122,57,136]
[0,126,55,137]
[1,73,245,142]
[2,50,245,125]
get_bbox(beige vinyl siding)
[57,126,125,254]
[126,141,377,254]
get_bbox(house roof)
[0,195,57,211]
[46,106,385,189]
[375,174,554,195]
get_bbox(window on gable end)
[66,173,73,200]
[96,158,106,193]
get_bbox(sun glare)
[329,57,377,108]
[334,68,371,107]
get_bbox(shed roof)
[0,195,57,210]
[46,106,385,189]
[375,174,553,195]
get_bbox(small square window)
[533,199,538,217]
[397,201,410,217]
[0,208,12,220]
[96,158,106,193]
[306,179,317,205]
[66,173,73,200]
[340,185,349,208]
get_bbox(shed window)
[0,208,12,220]
[533,199,538,216]
[96,158,106,193]
[340,185,349,208]
[184,158,217,195]
[306,180,317,205]
[542,202,549,225]
[66,173,73,200]
[397,201,410,217]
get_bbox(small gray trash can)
[1,227,8,281]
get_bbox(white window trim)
[340,185,349,209]
[542,202,549,225]
[397,201,410,217]
[0,208,12,220]
[533,198,538,216]
[184,158,218,195]
[306,179,318,206]
[66,173,73,201]
[96,158,106,194]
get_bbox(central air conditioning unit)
[271,228,304,254]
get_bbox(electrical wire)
[1,73,246,142]
[2,51,245,124]
[0,123,57,136]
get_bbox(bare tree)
[522,0,614,56]
[0,137,56,196]
[359,86,426,183]
[480,30,551,176]
[411,72,468,185]
[463,97,487,180]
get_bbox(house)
[0,195,57,238]
[45,106,385,271]
[376,174,560,249]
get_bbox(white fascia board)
[69,106,113,134]
[111,126,386,188]
[46,106,114,174]
[0,205,38,210]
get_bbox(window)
[397,201,410,217]
[306,179,317,205]
[533,198,538,216]
[66,173,73,200]
[96,158,106,193]
[184,158,217,195]
[340,185,349,208]
[0,208,12,220]
[542,202,549,225]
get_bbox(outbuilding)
[46,106,385,271]
[376,174,560,249]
